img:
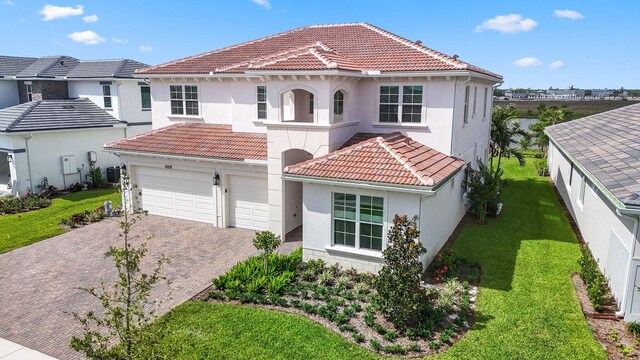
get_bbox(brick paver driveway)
[0,215,301,359]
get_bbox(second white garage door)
[229,175,269,231]
[134,166,215,224]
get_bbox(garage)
[134,166,216,223]
[229,175,269,231]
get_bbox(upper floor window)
[472,86,478,115]
[102,85,112,109]
[463,85,470,124]
[309,93,314,114]
[379,85,423,123]
[257,85,267,119]
[334,90,344,115]
[482,87,488,119]
[170,85,199,116]
[332,193,384,251]
[25,83,33,102]
[140,86,151,110]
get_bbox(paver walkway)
[0,215,300,359]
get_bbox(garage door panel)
[229,175,268,231]
[134,166,215,224]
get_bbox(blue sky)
[1,0,638,89]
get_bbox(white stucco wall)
[548,142,637,317]
[0,80,20,109]
[2,128,126,195]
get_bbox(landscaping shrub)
[627,321,640,337]
[374,215,430,329]
[89,167,105,189]
[252,230,282,272]
[431,248,457,282]
[466,161,504,224]
[532,159,549,176]
[0,194,51,215]
[59,206,106,228]
[578,244,608,311]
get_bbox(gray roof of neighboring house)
[0,55,38,77]
[0,98,124,133]
[66,59,148,78]
[15,55,80,78]
[546,103,640,207]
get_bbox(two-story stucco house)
[0,55,151,195]
[105,23,502,271]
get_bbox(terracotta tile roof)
[137,23,501,78]
[284,132,465,187]
[104,123,267,161]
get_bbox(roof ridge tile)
[377,135,433,186]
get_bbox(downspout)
[615,208,640,318]
[449,76,472,156]
[24,134,34,193]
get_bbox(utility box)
[61,155,76,175]
[88,151,97,163]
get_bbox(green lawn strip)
[155,302,378,360]
[0,189,120,253]
[436,158,605,359]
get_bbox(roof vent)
[404,138,412,145]
[452,54,459,60]
[415,40,422,45]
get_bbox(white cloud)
[82,14,98,23]
[3,0,15,5]
[67,30,105,45]
[554,9,584,20]
[514,57,542,68]
[139,45,152,53]
[251,0,271,9]
[549,60,564,69]
[112,37,128,44]
[475,14,537,34]
[39,4,84,21]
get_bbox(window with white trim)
[309,93,314,114]
[578,175,586,206]
[483,87,488,119]
[379,85,423,123]
[102,85,112,109]
[334,90,344,115]
[333,193,384,251]
[25,83,33,102]
[463,85,470,124]
[568,163,574,187]
[257,85,267,119]
[472,86,478,115]
[140,86,151,110]
[170,85,199,115]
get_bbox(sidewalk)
[0,338,56,360]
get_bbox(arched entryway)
[282,148,313,241]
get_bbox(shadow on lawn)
[454,176,579,292]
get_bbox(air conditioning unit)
[61,155,76,175]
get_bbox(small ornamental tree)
[69,172,171,359]
[374,215,428,329]
[467,160,503,224]
[253,230,281,272]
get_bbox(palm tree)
[490,104,528,174]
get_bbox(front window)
[170,85,199,116]
[140,86,151,110]
[472,86,478,115]
[334,90,344,115]
[257,85,267,119]
[463,85,470,124]
[379,85,423,123]
[482,87,488,119]
[309,93,314,114]
[25,84,33,102]
[102,85,112,109]
[333,193,384,251]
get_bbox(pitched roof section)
[0,55,38,77]
[284,132,465,187]
[66,59,148,78]
[546,103,640,207]
[137,23,501,78]
[15,56,79,78]
[104,123,268,161]
[0,98,122,133]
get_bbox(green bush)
[627,321,640,337]
[59,206,106,228]
[253,231,282,272]
[578,244,608,311]
[0,194,51,214]
[430,248,457,282]
[532,159,549,176]
[89,167,105,189]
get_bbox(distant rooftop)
[0,55,37,77]
[0,55,148,79]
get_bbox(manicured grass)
[155,158,605,359]
[0,189,120,253]
[435,158,605,359]
[154,302,378,360]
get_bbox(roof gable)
[137,23,501,78]
[16,56,79,78]
[0,56,38,77]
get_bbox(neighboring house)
[546,104,640,321]
[105,23,502,271]
[0,55,152,136]
[0,99,126,195]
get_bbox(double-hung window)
[333,193,384,251]
[170,85,199,116]
[257,85,267,120]
[379,85,423,123]
[140,86,151,110]
[25,83,33,102]
[102,85,112,109]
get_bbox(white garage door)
[229,175,268,231]
[134,166,215,224]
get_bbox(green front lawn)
[0,189,120,253]
[154,158,604,359]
